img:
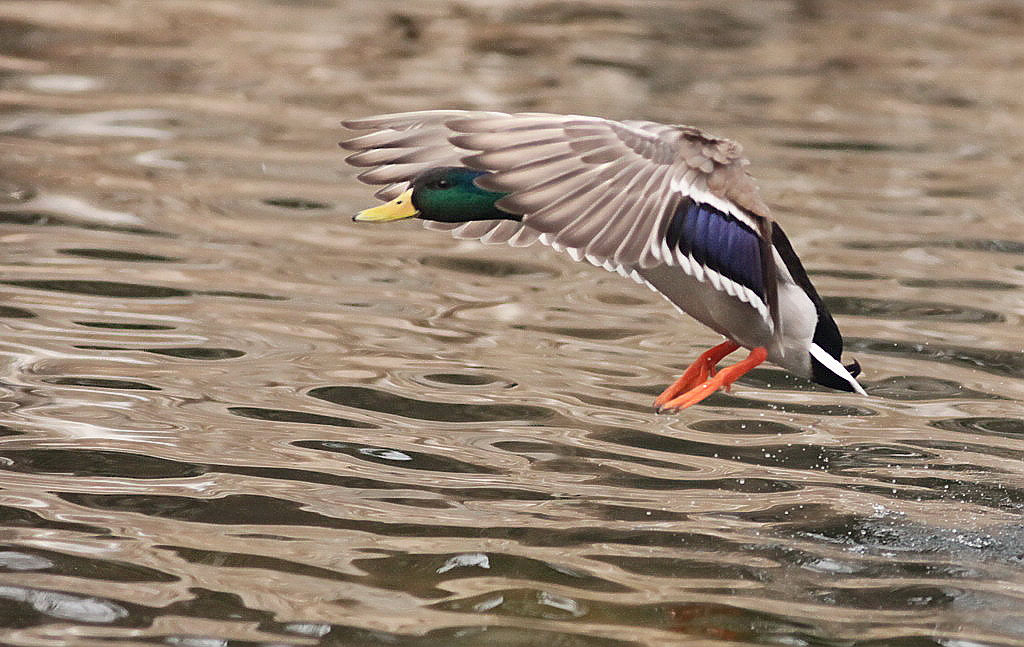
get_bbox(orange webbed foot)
[656,346,767,413]
[653,340,739,410]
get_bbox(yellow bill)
[353,189,418,222]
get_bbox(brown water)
[1,1,1023,645]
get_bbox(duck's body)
[342,110,865,410]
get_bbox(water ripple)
[294,440,501,473]
[3,1,1024,644]
[848,338,1024,379]
[0,546,177,582]
[824,296,1004,323]
[2,279,189,298]
[229,406,377,429]
[308,385,556,423]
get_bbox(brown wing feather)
[341,110,502,200]
[341,110,777,324]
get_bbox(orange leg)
[654,340,740,410]
[656,346,767,413]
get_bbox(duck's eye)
[429,179,452,189]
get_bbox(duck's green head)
[354,167,518,224]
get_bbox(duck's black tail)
[772,224,866,394]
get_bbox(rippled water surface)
[1,1,1024,645]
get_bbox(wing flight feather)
[342,109,776,322]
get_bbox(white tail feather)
[809,343,867,395]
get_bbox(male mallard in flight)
[341,110,866,412]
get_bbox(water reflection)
[0,585,128,623]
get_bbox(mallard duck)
[341,110,865,411]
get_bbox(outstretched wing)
[342,110,502,201]
[341,110,777,323]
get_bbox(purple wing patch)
[665,198,765,302]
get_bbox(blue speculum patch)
[665,198,765,302]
